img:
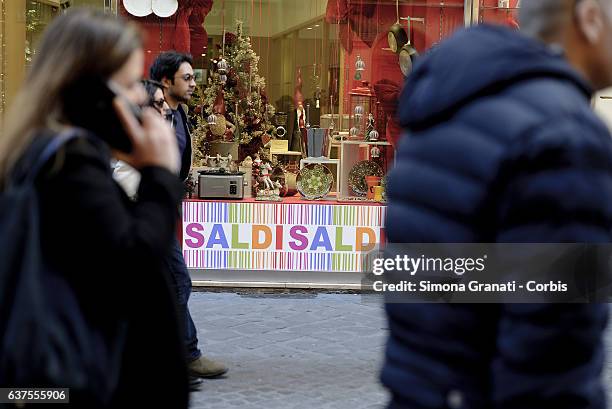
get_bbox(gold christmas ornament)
[209,114,227,137]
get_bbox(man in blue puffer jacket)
[383,1,612,408]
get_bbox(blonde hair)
[0,8,142,182]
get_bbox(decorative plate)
[348,160,383,196]
[123,0,153,17]
[297,164,333,200]
[152,0,178,17]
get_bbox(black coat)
[34,130,189,408]
[383,26,612,409]
[175,104,192,182]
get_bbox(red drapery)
[119,0,214,72]
[325,0,376,52]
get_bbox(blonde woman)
[0,9,188,407]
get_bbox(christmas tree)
[198,20,275,161]
[188,88,209,168]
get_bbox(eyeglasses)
[152,98,166,109]
[175,74,196,83]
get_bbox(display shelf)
[328,137,341,160]
[396,1,465,8]
[340,140,392,146]
[338,141,393,201]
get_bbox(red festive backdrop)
[119,0,213,73]
[120,0,520,146]
[327,0,519,145]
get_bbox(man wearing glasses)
[151,52,196,182]
[150,52,229,382]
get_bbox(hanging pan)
[399,44,418,77]
[387,0,407,53]
[398,18,419,77]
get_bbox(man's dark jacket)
[175,104,192,182]
[383,25,612,409]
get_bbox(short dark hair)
[149,51,193,83]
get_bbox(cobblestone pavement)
[188,291,389,409]
[188,292,612,409]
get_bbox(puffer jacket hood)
[398,24,593,130]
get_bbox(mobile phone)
[62,77,141,153]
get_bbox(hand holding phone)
[113,99,180,174]
[63,78,138,153]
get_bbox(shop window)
[26,0,111,66]
[2,0,521,136]
[118,1,473,146]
